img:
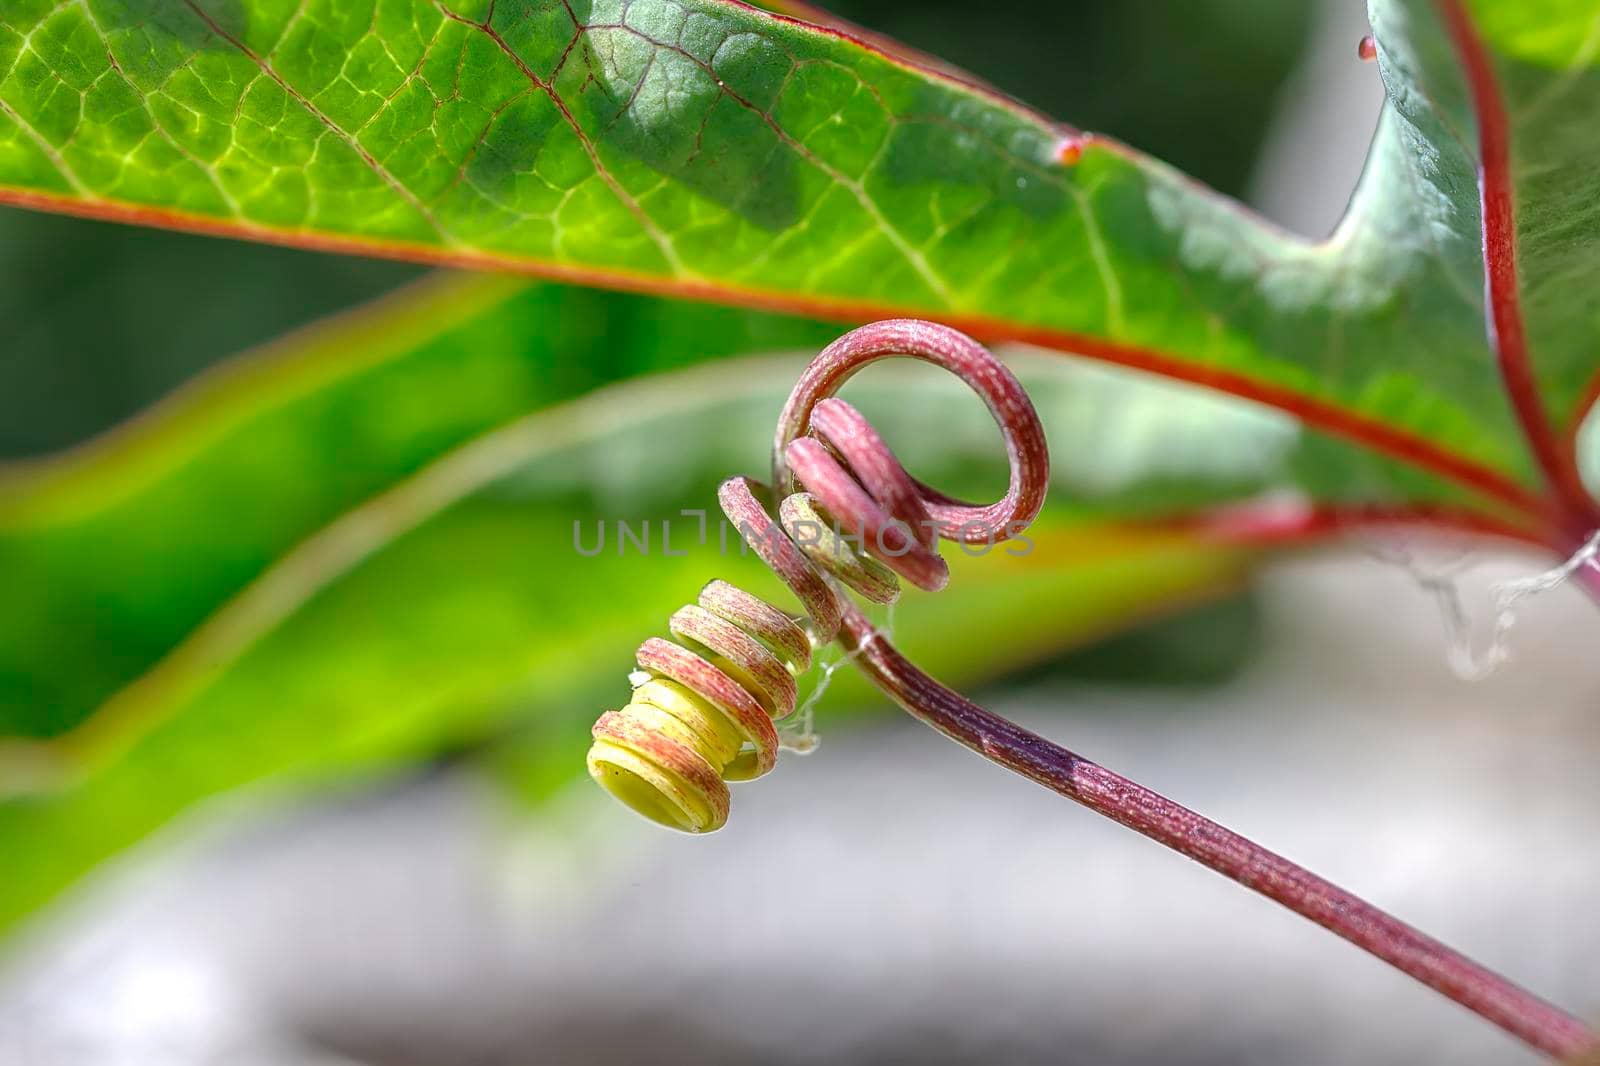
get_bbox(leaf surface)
[4,1,1599,520]
[0,273,837,737]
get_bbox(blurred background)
[2,1,1597,1063]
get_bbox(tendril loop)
[587,320,1050,832]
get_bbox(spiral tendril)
[587,320,1050,832]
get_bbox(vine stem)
[835,601,1596,1060]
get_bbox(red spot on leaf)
[1358,35,1378,62]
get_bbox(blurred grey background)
[5,1,1598,1064]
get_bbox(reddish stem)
[1436,0,1598,533]
[837,602,1597,1059]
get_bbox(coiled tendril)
[587,320,1050,832]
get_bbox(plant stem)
[836,601,1596,1060]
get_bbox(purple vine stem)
[746,319,1594,1058]
[835,601,1595,1059]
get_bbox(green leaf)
[1377,0,1600,432]
[0,304,1272,938]
[4,0,1597,524]
[0,262,1419,746]
[0,273,838,738]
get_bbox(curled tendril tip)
[586,319,1050,832]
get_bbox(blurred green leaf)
[0,206,422,457]
[0,273,837,737]
[0,286,1292,934]
[0,263,1351,745]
